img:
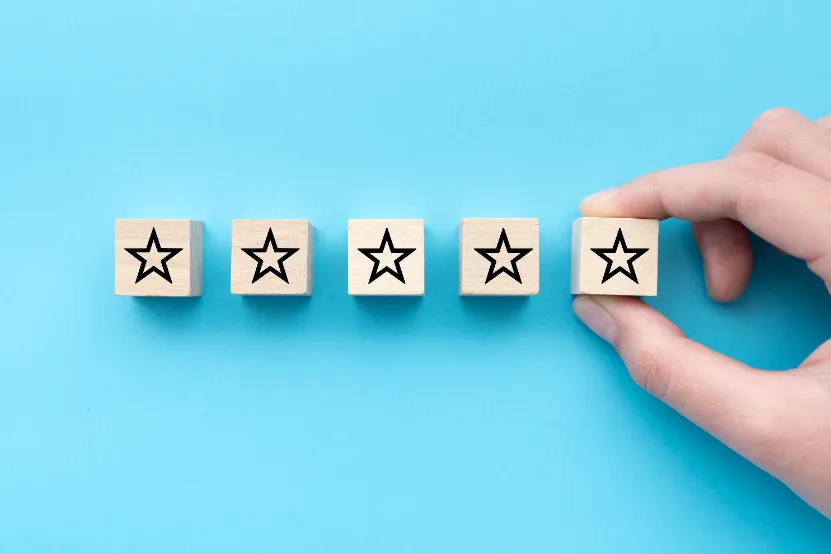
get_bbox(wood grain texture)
[231,220,313,295]
[571,217,659,296]
[459,218,539,296]
[115,219,202,297]
[348,219,424,296]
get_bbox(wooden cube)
[459,218,539,296]
[115,219,202,297]
[348,219,424,296]
[231,220,313,295]
[571,217,659,296]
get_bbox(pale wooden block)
[571,217,659,296]
[115,219,202,297]
[231,220,313,296]
[459,218,539,296]
[348,219,424,296]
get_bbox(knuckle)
[749,107,801,138]
[743,107,801,155]
[731,151,784,181]
[728,152,787,220]
[628,347,673,400]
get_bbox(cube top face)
[115,219,202,297]
[231,220,313,296]
[571,217,659,296]
[460,218,539,296]
[348,219,424,296]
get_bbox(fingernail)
[580,188,617,212]
[573,295,617,344]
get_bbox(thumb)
[573,295,794,466]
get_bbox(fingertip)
[579,187,620,217]
[590,294,644,314]
[591,295,683,338]
[573,295,674,349]
[693,220,753,303]
[704,268,751,303]
[572,295,617,344]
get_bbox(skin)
[572,107,831,518]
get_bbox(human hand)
[573,108,831,518]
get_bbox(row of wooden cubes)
[115,217,658,297]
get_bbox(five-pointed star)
[358,228,416,284]
[474,228,533,284]
[590,228,649,284]
[125,227,183,284]
[242,228,300,284]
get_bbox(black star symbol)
[475,228,533,284]
[125,227,183,284]
[358,228,416,284]
[591,228,649,284]
[242,228,300,284]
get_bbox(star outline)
[474,228,533,284]
[590,228,649,284]
[241,227,300,284]
[358,228,416,285]
[124,227,183,284]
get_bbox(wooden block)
[459,218,539,296]
[348,219,424,296]
[571,217,659,296]
[115,219,202,297]
[231,220,313,295]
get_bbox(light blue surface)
[1,0,830,551]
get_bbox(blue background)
[1,0,830,551]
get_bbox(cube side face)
[570,219,583,294]
[115,219,199,297]
[230,220,312,296]
[189,221,203,296]
[306,223,314,294]
[348,219,424,296]
[573,217,658,296]
[459,218,539,296]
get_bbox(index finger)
[581,152,831,282]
